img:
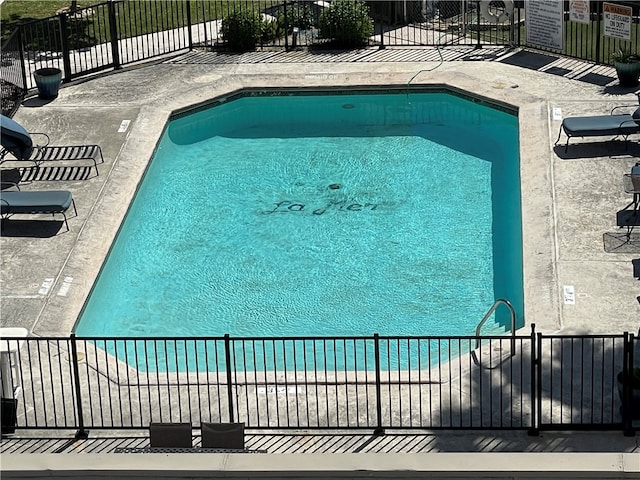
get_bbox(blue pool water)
[76,91,522,344]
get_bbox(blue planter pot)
[615,61,640,88]
[34,68,62,99]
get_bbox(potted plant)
[613,48,640,87]
[33,67,63,99]
[617,366,640,419]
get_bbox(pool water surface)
[75,91,522,340]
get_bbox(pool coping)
[79,82,526,338]
[47,70,557,337]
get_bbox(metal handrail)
[472,298,516,366]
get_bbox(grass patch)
[1,1,94,38]
[1,1,95,20]
[1,1,284,45]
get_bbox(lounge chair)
[0,114,103,175]
[0,183,77,232]
[555,105,640,152]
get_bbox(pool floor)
[76,92,522,339]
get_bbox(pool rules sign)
[525,0,564,51]
[603,2,632,40]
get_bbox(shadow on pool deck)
[2,429,639,454]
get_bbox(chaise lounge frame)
[555,104,640,153]
[0,182,77,232]
[0,115,104,175]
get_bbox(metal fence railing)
[517,1,640,65]
[536,334,634,432]
[3,1,640,116]
[0,326,637,437]
[0,29,27,118]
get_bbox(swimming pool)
[75,89,522,343]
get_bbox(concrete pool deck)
[1,46,640,469]
[1,46,639,338]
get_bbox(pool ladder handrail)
[472,298,516,367]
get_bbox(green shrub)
[279,3,315,33]
[260,15,281,44]
[317,0,373,48]
[221,9,262,52]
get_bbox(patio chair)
[200,422,245,450]
[149,422,193,448]
[555,105,640,153]
[0,114,104,175]
[0,182,76,232]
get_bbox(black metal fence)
[513,1,640,64]
[0,29,27,118]
[3,1,640,117]
[0,327,637,437]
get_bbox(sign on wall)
[569,0,590,25]
[525,0,564,51]
[603,2,632,40]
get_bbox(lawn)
[1,2,95,29]
[0,0,95,19]
[1,0,281,44]
[1,1,95,40]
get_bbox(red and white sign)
[569,0,590,25]
[603,2,632,40]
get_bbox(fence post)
[17,29,28,92]
[516,3,521,46]
[283,1,290,51]
[185,0,193,50]
[108,0,121,70]
[528,325,540,436]
[509,5,515,48]
[595,1,602,64]
[622,333,635,436]
[58,13,72,82]
[224,334,235,422]
[474,1,482,49]
[69,334,88,439]
[373,334,384,435]
[628,333,635,435]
